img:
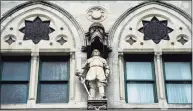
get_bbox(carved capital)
[70,52,75,60]
[31,52,39,60]
[118,52,124,60]
[154,52,162,60]
[159,97,165,100]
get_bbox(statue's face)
[92,49,100,56]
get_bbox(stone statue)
[76,49,109,100]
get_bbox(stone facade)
[0,0,192,110]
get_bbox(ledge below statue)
[87,99,107,110]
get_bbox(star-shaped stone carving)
[138,16,173,44]
[5,36,15,45]
[126,37,136,45]
[57,37,67,45]
[19,16,55,44]
[177,36,188,45]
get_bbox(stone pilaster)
[118,52,125,101]
[69,51,76,101]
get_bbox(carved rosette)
[87,6,107,22]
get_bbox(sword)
[79,76,91,98]
[75,70,91,97]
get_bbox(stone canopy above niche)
[19,16,55,44]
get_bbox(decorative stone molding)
[87,100,107,110]
[70,51,75,60]
[56,34,67,45]
[0,1,85,49]
[138,16,173,44]
[86,6,107,22]
[108,1,191,43]
[125,34,137,45]
[118,52,124,61]
[19,16,55,44]
[154,52,162,60]
[123,49,154,53]
[176,34,188,45]
[162,48,191,53]
[31,52,39,59]
[82,22,111,58]
[4,34,16,45]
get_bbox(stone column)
[118,52,125,101]
[154,52,167,109]
[27,52,39,107]
[69,51,75,101]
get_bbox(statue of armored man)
[76,49,109,100]
[76,22,111,110]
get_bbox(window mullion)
[154,52,167,106]
[27,52,39,105]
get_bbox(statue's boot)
[89,88,96,99]
[99,86,106,99]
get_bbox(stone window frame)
[118,49,192,109]
[161,53,192,104]
[0,1,86,109]
[0,49,78,109]
[36,55,70,103]
[1,55,31,104]
[124,54,158,104]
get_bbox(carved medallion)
[87,6,107,22]
[19,16,55,44]
[138,16,173,44]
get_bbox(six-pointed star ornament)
[19,16,55,44]
[138,16,173,44]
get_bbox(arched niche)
[109,1,191,55]
[107,1,192,108]
[0,1,87,109]
[1,1,85,52]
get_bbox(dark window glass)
[2,62,29,81]
[125,54,157,103]
[39,84,68,103]
[127,82,155,103]
[1,84,28,104]
[163,54,192,104]
[37,56,69,103]
[0,56,30,104]
[40,62,68,81]
[166,83,191,103]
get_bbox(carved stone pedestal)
[87,99,107,110]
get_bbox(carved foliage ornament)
[138,16,173,44]
[19,16,55,44]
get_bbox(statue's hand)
[105,70,110,77]
[80,77,85,83]
[75,69,82,76]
